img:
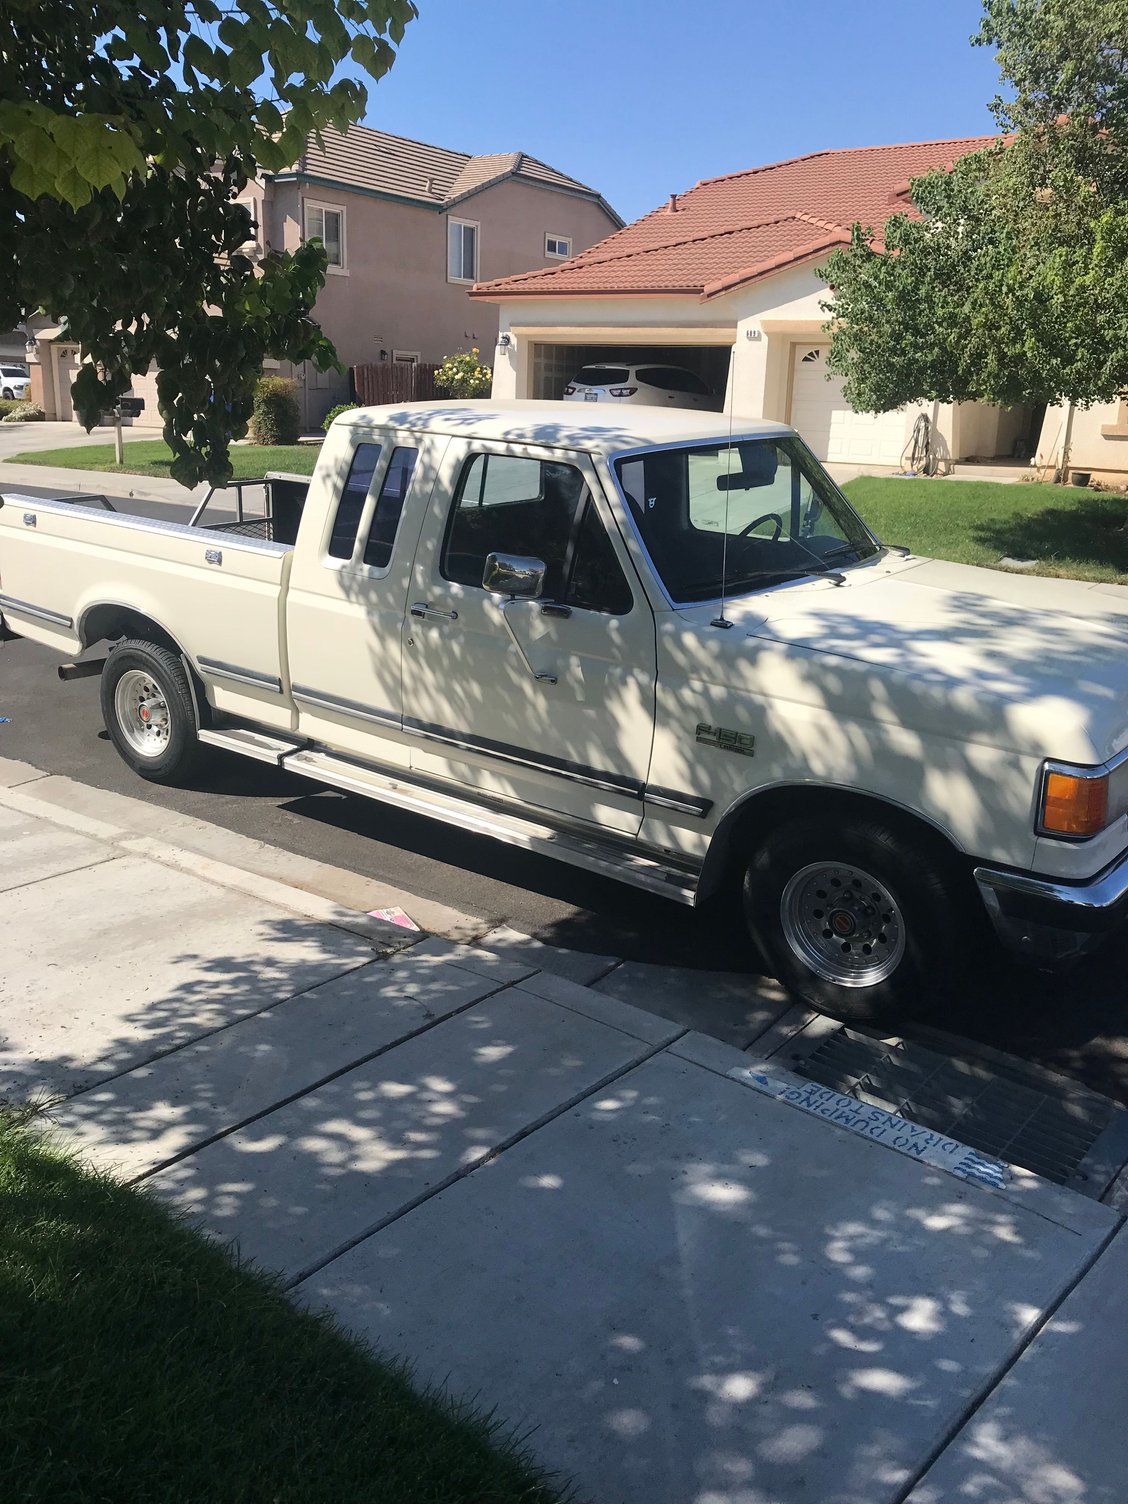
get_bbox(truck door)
[400,440,656,836]
[285,430,437,763]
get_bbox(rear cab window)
[328,442,381,560]
[327,439,419,570]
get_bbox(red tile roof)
[471,135,997,301]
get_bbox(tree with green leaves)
[0,0,417,484]
[820,0,1128,451]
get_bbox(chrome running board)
[282,746,699,905]
[197,727,305,765]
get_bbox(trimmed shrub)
[1,401,45,422]
[248,376,300,445]
[434,347,492,398]
[322,401,360,432]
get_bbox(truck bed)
[0,493,295,727]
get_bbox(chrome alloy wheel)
[780,861,906,987]
[113,668,171,758]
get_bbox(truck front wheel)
[742,814,966,1026]
[100,639,201,783]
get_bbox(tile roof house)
[473,136,1052,473]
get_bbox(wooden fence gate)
[351,362,439,405]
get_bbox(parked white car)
[3,400,1128,1024]
[564,362,718,410]
[0,364,30,400]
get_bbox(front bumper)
[975,848,1128,963]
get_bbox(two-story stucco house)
[32,122,622,429]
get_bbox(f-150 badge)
[696,723,755,756]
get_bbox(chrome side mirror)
[482,552,546,599]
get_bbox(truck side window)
[362,446,417,568]
[328,442,381,560]
[442,452,588,598]
[565,500,633,615]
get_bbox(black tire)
[100,638,201,783]
[1,388,12,400]
[742,813,968,1026]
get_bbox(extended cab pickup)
[4,400,1128,1022]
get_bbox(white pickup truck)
[3,401,1127,1022]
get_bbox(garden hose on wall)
[901,413,936,476]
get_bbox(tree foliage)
[0,0,417,484]
[820,0,1128,416]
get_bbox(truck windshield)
[614,436,879,604]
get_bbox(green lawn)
[6,438,318,480]
[843,476,1128,584]
[0,1118,566,1504]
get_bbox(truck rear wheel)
[100,639,201,783]
[742,813,966,1026]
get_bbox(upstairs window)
[545,234,571,259]
[305,202,345,271]
[448,218,478,281]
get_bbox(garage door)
[127,368,164,428]
[789,346,907,465]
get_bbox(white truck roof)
[334,398,794,456]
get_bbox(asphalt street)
[3,478,1128,1103]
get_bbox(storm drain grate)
[787,1028,1125,1192]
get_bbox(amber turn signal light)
[1040,770,1110,837]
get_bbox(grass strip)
[5,440,318,481]
[0,1116,566,1504]
[844,476,1128,584]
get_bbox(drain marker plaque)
[732,1062,1008,1190]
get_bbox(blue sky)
[354,0,1004,222]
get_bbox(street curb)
[0,760,493,942]
[0,777,421,955]
[0,459,205,509]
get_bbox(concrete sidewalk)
[4,761,1128,1503]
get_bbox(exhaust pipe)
[58,658,107,681]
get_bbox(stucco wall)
[1037,399,1128,481]
[263,174,618,423]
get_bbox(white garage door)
[127,368,164,427]
[789,346,907,465]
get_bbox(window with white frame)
[235,198,260,249]
[448,218,478,281]
[304,201,346,271]
[545,233,571,259]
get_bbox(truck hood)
[677,555,1128,764]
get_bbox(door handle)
[540,603,572,619]
[410,602,458,622]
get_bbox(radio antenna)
[710,358,737,629]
